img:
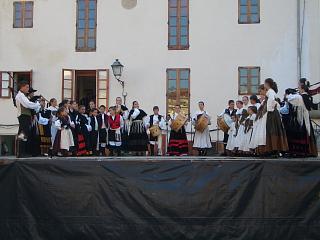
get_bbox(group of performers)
[219,78,318,158]
[14,82,214,158]
[14,77,318,158]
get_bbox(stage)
[0,157,320,240]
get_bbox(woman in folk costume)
[282,83,318,157]
[76,105,91,156]
[116,97,129,150]
[52,107,75,156]
[37,99,52,156]
[192,101,212,156]
[252,80,288,156]
[234,100,248,152]
[238,106,257,154]
[145,106,166,156]
[167,105,189,156]
[108,106,124,156]
[226,114,237,154]
[47,98,59,148]
[127,101,149,155]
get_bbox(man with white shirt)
[15,82,41,157]
[146,106,166,156]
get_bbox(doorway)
[75,70,96,109]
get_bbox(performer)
[47,98,58,148]
[37,99,52,156]
[192,101,212,156]
[52,107,75,156]
[127,101,149,155]
[76,105,91,155]
[219,100,237,155]
[68,100,79,155]
[146,106,166,156]
[251,80,288,156]
[108,106,124,156]
[115,97,129,150]
[234,100,248,151]
[167,105,189,156]
[242,96,250,110]
[226,114,237,154]
[97,105,109,156]
[250,95,261,109]
[238,106,257,154]
[89,108,100,156]
[15,82,41,157]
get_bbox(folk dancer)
[127,101,149,156]
[108,106,124,156]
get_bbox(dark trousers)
[17,115,32,157]
[90,130,99,155]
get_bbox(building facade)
[0,0,319,154]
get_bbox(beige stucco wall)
[0,0,318,136]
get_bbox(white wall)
[0,0,317,135]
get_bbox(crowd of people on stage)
[14,77,318,158]
[15,82,214,158]
[220,78,318,158]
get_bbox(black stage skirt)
[167,127,189,156]
[108,129,122,150]
[127,121,149,151]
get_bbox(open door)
[62,69,74,101]
[96,69,109,108]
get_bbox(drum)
[171,113,187,132]
[217,114,232,133]
[195,114,209,133]
[149,125,161,137]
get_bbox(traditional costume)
[167,113,189,156]
[15,90,40,157]
[238,113,256,153]
[47,105,58,147]
[252,89,288,155]
[108,114,124,155]
[220,108,237,147]
[97,112,109,156]
[234,108,248,150]
[37,107,52,155]
[283,93,318,157]
[52,116,74,155]
[146,114,166,156]
[226,120,237,152]
[90,115,100,155]
[192,110,212,156]
[76,113,91,155]
[117,105,129,150]
[127,108,149,152]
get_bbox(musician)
[250,95,261,109]
[242,96,250,110]
[234,100,248,150]
[219,100,237,155]
[192,101,212,156]
[37,99,52,156]
[127,101,149,155]
[108,106,124,156]
[167,105,189,156]
[15,82,41,157]
[97,105,109,156]
[68,100,79,156]
[146,106,166,156]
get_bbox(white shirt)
[15,91,40,117]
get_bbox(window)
[238,67,260,95]
[238,0,260,24]
[166,68,190,116]
[62,69,74,100]
[96,70,109,107]
[13,1,33,28]
[0,72,11,98]
[76,0,97,51]
[168,0,189,50]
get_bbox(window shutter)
[0,72,11,98]
[96,69,109,108]
[62,69,74,101]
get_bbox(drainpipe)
[297,0,301,80]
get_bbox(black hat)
[28,87,37,93]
